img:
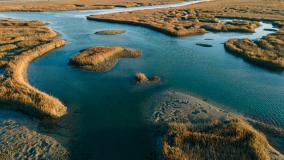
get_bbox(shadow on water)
[70,126,157,160]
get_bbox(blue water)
[0,2,283,159]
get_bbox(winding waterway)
[0,0,284,159]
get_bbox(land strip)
[0,0,184,12]
[0,19,67,118]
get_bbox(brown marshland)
[69,46,141,72]
[0,0,184,12]
[225,26,284,69]
[147,90,284,160]
[0,19,67,118]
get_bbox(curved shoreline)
[0,19,67,118]
[0,39,67,118]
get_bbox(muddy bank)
[0,19,67,118]
[0,120,68,159]
[224,24,284,69]
[146,90,284,160]
[69,46,141,72]
[0,0,184,12]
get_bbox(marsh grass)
[225,28,284,69]
[69,46,141,72]
[160,119,270,160]
[87,0,273,37]
[0,19,67,118]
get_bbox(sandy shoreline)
[145,90,284,159]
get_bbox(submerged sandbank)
[95,29,126,35]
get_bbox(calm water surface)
[0,3,284,159]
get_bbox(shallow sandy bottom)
[0,120,68,159]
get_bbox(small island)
[135,72,160,84]
[69,46,141,72]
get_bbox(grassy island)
[69,46,141,72]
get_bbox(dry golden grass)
[187,0,284,21]
[135,72,160,84]
[0,0,184,12]
[69,46,141,72]
[135,72,149,83]
[87,0,284,36]
[225,28,284,69]
[88,12,261,37]
[203,20,260,33]
[0,19,67,118]
[161,119,271,160]
[148,90,284,160]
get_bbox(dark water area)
[0,2,284,159]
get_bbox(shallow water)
[0,2,284,159]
